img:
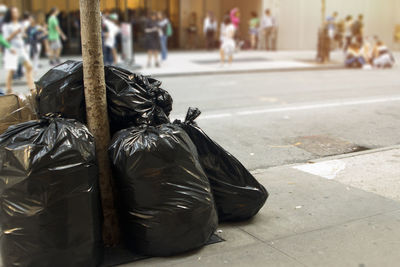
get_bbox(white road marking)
[196,113,232,120]
[293,160,347,180]
[236,96,400,116]
[175,96,400,120]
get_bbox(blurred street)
[1,0,400,266]
[165,65,400,170]
[6,50,400,170]
[113,53,400,267]
[4,45,400,267]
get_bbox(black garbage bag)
[36,61,86,123]
[109,124,218,256]
[35,62,173,132]
[105,66,173,133]
[174,108,268,222]
[0,118,102,267]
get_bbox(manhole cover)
[288,135,370,157]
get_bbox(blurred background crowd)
[317,11,396,68]
[0,0,399,94]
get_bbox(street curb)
[251,144,400,175]
[1,64,345,88]
[147,65,345,78]
[305,144,400,163]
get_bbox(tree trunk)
[79,0,120,246]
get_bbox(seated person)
[360,36,374,64]
[345,41,365,68]
[372,40,395,68]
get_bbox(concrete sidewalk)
[136,50,345,77]
[1,50,347,92]
[121,146,400,267]
[4,50,400,93]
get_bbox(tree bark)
[79,0,120,246]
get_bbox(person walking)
[103,13,120,65]
[145,12,160,67]
[259,9,274,50]
[158,11,170,61]
[2,6,34,94]
[203,11,217,50]
[26,15,45,72]
[248,11,259,50]
[47,7,66,65]
[220,16,236,66]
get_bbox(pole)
[79,0,120,246]
[321,0,326,26]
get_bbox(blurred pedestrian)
[0,28,12,50]
[186,12,198,49]
[259,9,274,50]
[372,39,395,68]
[158,11,170,61]
[326,12,338,40]
[345,41,365,68]
[0,29,13,95]
[26,15,46,72]
[203,11,217,50]
[0,4,6,26]
[2,6,34,94]
[0,4,8,70]
[360,36,374,65]
[103,13,120,65]
[36,12,49,59]
[343,15,353,51]
[12,11,30,80]
[47,7,67,65]
[352,14,364,42]
[248,11,259,50]
[220,16,236,66]
[145,12,160,67]
[230,8,240,30]
[22,11,30,29]
[335,19,345,49]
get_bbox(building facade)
[263,0,400,50]
[1,0,399,51]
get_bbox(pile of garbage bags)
[0,118,102,267]
[0,61,268,266]
[174,108,268,222]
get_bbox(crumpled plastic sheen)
[35,61,173,133]
[35,61,86,123]
[174,108,268,222]
[109,123,218,256]
[105,66,172,133]
[0,117,102,267]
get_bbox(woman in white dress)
[2,6,34,94]
[220,16,236,66]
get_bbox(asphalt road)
[9,67,400,171]
[159,68,400,170]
